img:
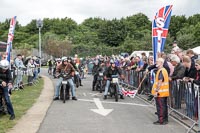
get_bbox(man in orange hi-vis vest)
[152,58,169,125]
[74,54,80,66]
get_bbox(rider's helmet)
[94,59,99,65]
[67,57,72,62]
[110,59,114,64]
[62,56,67,62]
[0,59,10,70]
[57,58,61,62]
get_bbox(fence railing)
[121,69,200,133]
[11,67,40,90]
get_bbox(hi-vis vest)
[151,68,169,97]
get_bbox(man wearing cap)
[152,58,169,125]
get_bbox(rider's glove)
[120,75,125,80]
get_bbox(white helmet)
[62,56,67,61]
[110,59,114,64]
[0,60,10,69]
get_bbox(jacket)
[56,63,75,79]
[0,68,12,84]
[193,70,200,85]
[171,63,185,80]
[104,66,122,79]
[152,67,169,97]
[184,62,197,78]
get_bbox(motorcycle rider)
[53,57,77,100]
[78,62,85,79]
[68,57,83,86]
[47,59,53,75]
[103,59,125,99]
[92,60,100,91]
[0,59,15,120]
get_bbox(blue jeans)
[15,69,22,87]
[72,74,81,83]
[1,86,14,115]
[54,78,76,97]
[33,69,38,80]
[104,80,122,96]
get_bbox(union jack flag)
[6,16,17,62]
[152,5,173,62]
[121,87,137,98]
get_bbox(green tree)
[98,19,127,46]
[187,14,200,26]
[169,15,187,40]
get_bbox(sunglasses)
[195,64,199,67]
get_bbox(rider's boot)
[120,94,124,99]
[92,82,95,91]
[72,96,77,100]
[80,80,83,86]
[53,97,59,100]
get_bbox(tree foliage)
[98,19,127,47]
[0,13,200,57]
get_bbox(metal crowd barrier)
[11,67,40,90]
[121,69,200,132]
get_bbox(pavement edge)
[8,75,54,133]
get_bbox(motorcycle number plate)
[62,81,68,84]
[99,73,103,76]
[112,78,118,83]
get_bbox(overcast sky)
[0,0,200,26]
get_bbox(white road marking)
[90,98,113,116]
[83,93,86,96]
[78,98,151,107]
[89,93,102,97]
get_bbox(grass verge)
[0,78,44,133]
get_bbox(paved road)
[38,68,187,133]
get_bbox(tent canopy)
[192,46,200,55]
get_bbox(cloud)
[0,0,199,26]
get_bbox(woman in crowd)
[189,59,200,120]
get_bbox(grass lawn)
[0,78,44,133]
